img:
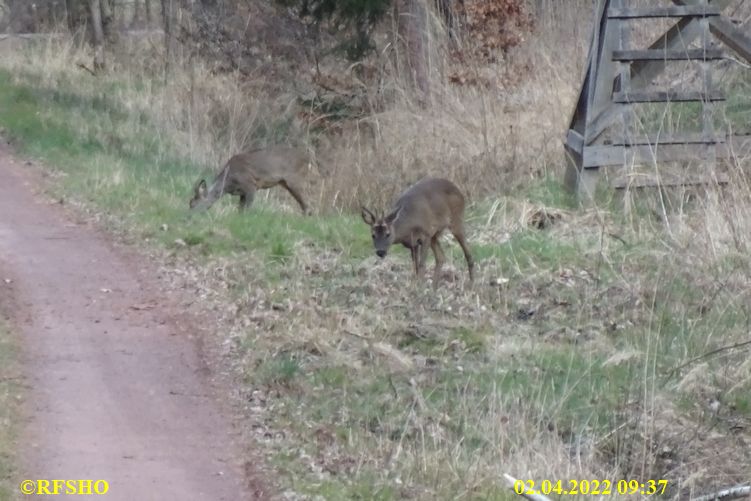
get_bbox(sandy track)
[0,150,268,500]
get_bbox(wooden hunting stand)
[564,0,751,200]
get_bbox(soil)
[0,146,270,500]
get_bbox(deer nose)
[376,250,386,258]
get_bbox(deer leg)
[409,246,419,276]
[416,238,429,279]
[238,188,256,212]
[451,225,475,282]
[280,180,310,215]
[430,235,445,286]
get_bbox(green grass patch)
[0,321,21,501]
[0,69,374,264]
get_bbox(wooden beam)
[629,0,732,86]
[584,105,620,145]
[725,134,751,158]
[611,134,725,146]
[566,0,608,134]
[582,135,751,167]
[590,0,622,128]
[613,48,724,61]
[566,130,585,153]
[709,17,751,63]
[608,5,721,18]
[612,174,729,189]
[672,0,751,62]
[583,143,708,167]
[612,90,725,103]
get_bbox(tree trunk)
[395,0,430,100]
[89,0,106,70]
[132,0,144,28]
[145,0,153,27]
[100,0,116,42]
[160,0,175,75]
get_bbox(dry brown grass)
[0,1,591,213]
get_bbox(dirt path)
[0,149,268,499]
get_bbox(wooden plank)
[629,0,732,86]
[617,10,634,170]
[673,0,751,62]
[699,10,717,156]
[612,173,729,189]
[583,143,711,167]
[708,16,751,63]
[564,143,599,201]
[613,90,724,103]
[725,134,751,158]
[613,48,724,61]
[584,105,620,145]
[608,5,721,18]
[566,129,584,153]
[566,0,607,134]
[583,135,751,167]
[611,134,725,146]
[590,0,622,132]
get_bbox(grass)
[0,321,21,501]
[1,27,750,499]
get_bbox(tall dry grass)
[0,1,593,214]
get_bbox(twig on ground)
[666,338,751,380]
[503,473,554,501]
[76,62,97,76]
[693,484,751,501]
[606,232,628,245]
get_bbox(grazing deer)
[361,177,474,284]
[190,146,312,215]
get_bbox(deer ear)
[384,206,401,224]
[194,179,207,197]
[361,206,376,226]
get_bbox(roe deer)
[190,146,312,215]
[361,177,474,284]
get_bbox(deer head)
[361,206,401,258]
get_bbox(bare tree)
[145,0,154,27]
[161,0,176,73]
[132,0,145,27]
[100,0,116,42]
[395,0,429,99]
[89,0,106,69]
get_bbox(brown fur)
[361,177,474,284]
[190,146,312,214]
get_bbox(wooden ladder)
[563,0,751,201]
[611,0,724,189]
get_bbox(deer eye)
[386,232,391,238]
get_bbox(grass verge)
[0,319,21,501]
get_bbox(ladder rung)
[612,134,726,146]
[612,49,724,61]
[613,174,729,189]
[613,91,725,103]
[608,6,722,19]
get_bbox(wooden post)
[615,0,637,197]
[563,0,613,201]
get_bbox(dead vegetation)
[0,0,751,498]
